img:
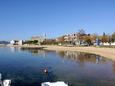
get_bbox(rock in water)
[3,80,11,86]
[43,69,48,74]
[0,73,2,80]
[41,81,68,86]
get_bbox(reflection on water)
[21,47,46,57]
[0,47,115,86]
[56,51,106,64]
[10,47,21,53]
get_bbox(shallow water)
[0,47,115,86]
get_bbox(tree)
[42,39,57,45]
[89,33,98,42]
[78,29,85,36]
[77,29,86,43]
[84,36,92,45]
[33,40,38,44]
[101,36,109,43]
[111,32,115,42]
[103,32,106,36]
[25,40,33,44]
[99,32,109,43]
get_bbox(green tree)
[33,40,38,44]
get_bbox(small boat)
[41,81,68,86]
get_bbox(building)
[10,40,23,45]
[56,33,81,45]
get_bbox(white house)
[10,40,23,45]
[10,40,15,45]
[18,40,23,45]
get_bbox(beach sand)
[43,45,115,61]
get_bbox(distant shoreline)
[0,44,6,47]
[6,45,115,61]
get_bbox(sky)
[0,0,115,40]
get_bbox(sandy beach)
[42,45,115,61]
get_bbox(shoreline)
[6,45,115,61]
[43,45,115,60]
